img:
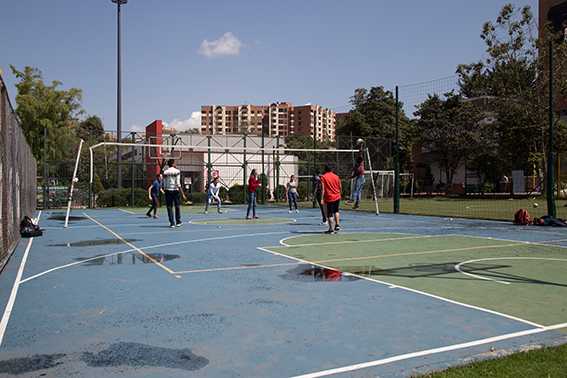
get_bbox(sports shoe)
[246,217,251,220]
[320,220,328,225]
[335,225,341,232]
[170,225,175,228]
[253,216,259,219]
[288,210,293,213]
[146,214,152,218]
[324,229,336,234]
[295,209,299,213]
[176,222,183,227]
[153,215,159,219]
[218,210,223,214]
[204,211,208,214]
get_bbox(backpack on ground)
[513,209,531,225]
[533,215,567,227]
[20,216,43,238]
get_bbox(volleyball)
[356,138,364,145]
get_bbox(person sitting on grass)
[146,174,164,218]
[246,169,261,220]
[205,176,224,214]
[286,175,299,213]
[320,164,342,234]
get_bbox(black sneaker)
[335,225,341,232]
[324,229,336,234]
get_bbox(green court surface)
[192,217,294,225]
[118,206,234,215]
[296,198,567,221]
[266,232,567,326]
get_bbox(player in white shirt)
[204,176,224,214]
[162,159,186,228]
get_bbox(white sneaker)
[295,209,299,213]
[320,220,328,225]
[204,211,208,214]
[176,222,183,227]
[288,210,292,213]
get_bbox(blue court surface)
[1,206,567,377]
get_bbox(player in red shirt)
[320,164,342,234]
[246,169,261,219]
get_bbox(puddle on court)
[281,264,360,282]
[75,253,180,266]
[0,353,66,375]
[81,342,208,371]
[48,214,87,221]
[49,239,140,248]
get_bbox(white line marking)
[278,232,416,247]
[20,231,289,284]
[0,211,42,346]
[83,213,181,278]
[174,262,298,274]
[455,257,567,285]
[280,234,447,248]
[118,208,136,215]
[291,322,567,378]
[256,245,544,328]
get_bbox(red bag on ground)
[513,209,531,225]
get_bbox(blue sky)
[1,0,538,133]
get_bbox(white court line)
[0,211,42,346]
[175,262,298,274]
[278,231,417,247]
[455,257,567,285]
[83,213,181,278]
[256,245,544,328]
[280,234,445,248]
[117,208,136,215]
[20,231,288,284]
[291,322,567,378]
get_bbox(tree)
[456,4,567,179]
[414,93,488,189]
[77,115,104,143]
[10,65,83,162]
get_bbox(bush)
[97,188,148,207]
[191,192,207,204]
[274,185,286,201]
[229,185,245,204]
[298,181,310,201]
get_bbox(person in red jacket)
[246,169,261,219]
[320,164,342,234]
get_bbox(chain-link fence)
[1,74,37,269]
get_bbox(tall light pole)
[111,0,127,188]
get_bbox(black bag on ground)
[20,216,43,237]
[532,215,567,227]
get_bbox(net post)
[276,135,280,202]
[365,147,380,215]
[547,39,556,218]
[207,136,212,193]
[394,85,401,214]
[312,136,317,208]
[43,126,48,209]
[130,131,135,207]
[65,139,84,228]
[89,146,94,209]
[243,134,247,204]
[261,125,265,204]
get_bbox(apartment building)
[200,102,336,141]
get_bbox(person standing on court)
[146,174,164,218]
[320,164,342,234]
[246,169,261,220]
[162,159,186,228]
[351,156,365,209]
[286,175,299,213]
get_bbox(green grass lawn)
[421,343,567,377]
[288,197,567,221]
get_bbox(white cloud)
[198,32,243,58]
[166,111,202,132]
